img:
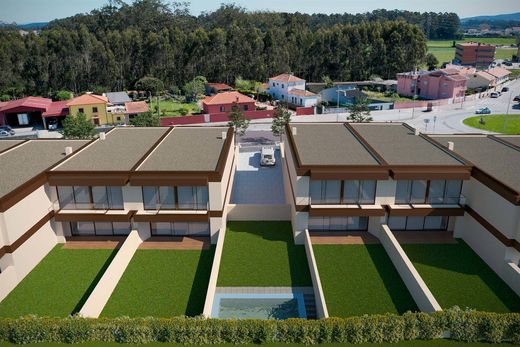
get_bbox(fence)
[303,229,329,318]
[160,109,274,126]
[295,106,315,115]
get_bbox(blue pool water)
[211,293,307,319]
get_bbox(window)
[58,186,124,210]
[244,105,249,111]
[68,221,131,236]
[387,216,448,231]
[220,106,225,112]
[150,222,210,236]
[282,84,284,89]
[92,106,98,113]
[308,216,369,231]
[143,186,207,210]
[395,180,427,204]
[178,186,209,210]
[310,180,341,204]
[343,180,376,204]
[78,108,84,113]
[396,180,462,205]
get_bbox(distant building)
[487,67,512,85]
[205,83,233,96]
[454,42,496,67]
[320,85,367,105]
[66,94,110,126]
[267,73,318,108]
[397,69,467,100]
[202,91,255,115]
[0,97,68,129]
[465,71,497,90]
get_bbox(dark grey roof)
[0,140,88,199]
[54,128,168,172]
[350,123,464,166]
[432,135,520,193]
[289,123,380,166]
[496,136,520,148]
[0,140,23,153]
[105,92,131,105]
[138,127,228,171]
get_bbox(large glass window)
[308,216,369,231]
[427,180,462,204]
[69,221,131,236]
[387,216,448,231]
[150,222,210,236]
[178,186,209,210]
[310,180,341,204]
[58,186,124,210]
[396,180,461,205]
[444,180,462,204]
[144,186,208,210]
[359,180,377,204]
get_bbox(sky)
[0,0,518,24]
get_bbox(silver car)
[260,147,276,166]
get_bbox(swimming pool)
[211,292,307,319]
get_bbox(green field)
[427,38,516,64]
[2,341,517,347]
[0,246,116,317]
[150,98,201,117]
[217,222,312,287]
[313,244,418,317]
[101,249,214,317]
[463,114,520,134]
[427,37,517,48]
[402,241,520,312]
[427,47,515,64]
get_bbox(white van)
[260,147,276,166]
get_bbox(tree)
[54,90,73,101]
[425,53,439,71]
[271,105,291,141]
[347,98,372,123]
[129,111,160,127]
[135,76,164,116]
[62,112,96,139]
[227,104,249,136]
[183,75,207,101]
[322,75,334,88]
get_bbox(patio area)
[313,244,418,317]
[0,245,116,317]
[217,221,312,287]
[402,240,520,312]
[101,248,215,318]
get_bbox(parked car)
[501,87,509,93]
[476,107,491,115]
[513,95,520,102]
[0,125,15,135]
[47,118,58,130]
[0,129,12,137]
[503,61,513,66]
[513,103,520,110]
[260,146,276,166]
[490,92,500,98]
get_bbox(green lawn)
[0,245,116,317]
[364,90,415,102]
[463,114,520,134]
[2,341,516,347]
[150,98,201,117]
[217,221,312,287]
[402,240,520,312]
[428,47,456,64]
[313,244,418,317]
[427,38,516,48]
[101,248,214,318]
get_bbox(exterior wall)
[203,101,256,114]
[303,229,329,318]
[202,227,226,317]
[226,204,291,221]
[397,75,416,97]
[466,75,495,89]
[68,103,109,125]
[268,79,306,101]
[455,44,495,66]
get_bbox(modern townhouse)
[282,122,519,296]
[0,126,235,303]
[0,139,89,301]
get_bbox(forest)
[0,1,460,98]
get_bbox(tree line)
[0,1,438,98]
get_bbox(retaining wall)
[303,229,329,318]
[378,224,442,313]
[202,228,226,318]
[79,230,144,318]
[226,204,291,221]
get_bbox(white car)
[490,92,500,98]
[0,129,11,137]
[260,147,276,166]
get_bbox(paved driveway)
[230,148,285,204]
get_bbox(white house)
[268,74,318,107]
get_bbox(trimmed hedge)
[0,308,518,345]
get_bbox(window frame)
[57,186,124,210]
[142,186,208,211]
[310,179,377,206]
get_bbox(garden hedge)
[0,308,518,345]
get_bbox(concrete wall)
[202,227,226,318]
[0,266,18,303]
[209,134,235,212]
[378,224,442,312]
[79,229,144,318]
[303,229,329,318]
[226,204,291,221]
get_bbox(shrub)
[0,310,519,345]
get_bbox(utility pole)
[503,87,514,133]
[336,85,340,122]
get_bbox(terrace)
[0,245,116,317]
[217,222,312,287]
[402,240,520,312]
[101,248,215,318]
[313,244,418,317]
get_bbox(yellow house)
[66,94,111,125]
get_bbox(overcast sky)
[0,0,518,24]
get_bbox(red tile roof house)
[0,97,68,129]
[397,69,468,100]
[124,101,149,124]
[202,91,256,115]
[486,67,512,85]
[205,83,233,95]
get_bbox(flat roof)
[0,140,88,199]
[432,135,520,193]
[289,123,380,166]
[0,140,24,153]
[350,123,464,166]
[496,136,520,148]
[54,128,168,172]
[138,127,228,171]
